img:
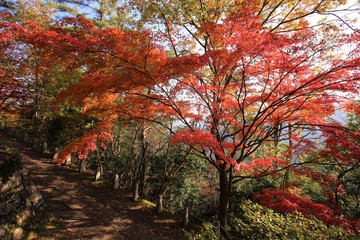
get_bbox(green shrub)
[185,222,218,240]
[233,200,357,240]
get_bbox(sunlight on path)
[8,137,186,240]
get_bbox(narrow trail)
[1,132,186,240]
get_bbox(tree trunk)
[113,173,120,191]
[65,155,72,166]
[133,182,139,201]
[215,220,221,240]
[137,123,148,196]
[79,159,87,173]
[52,152,58,161]
[218,168,229,228]
[182,206,189,227]
[95,164,103,181]
[273,123,282,158]
[42,142,48,153]
[157,194,163,214]
[282,124,292,190]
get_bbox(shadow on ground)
[1,132,186,240]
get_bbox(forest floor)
[0,131,187,240]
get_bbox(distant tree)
[319,109,360,218]
[49,0,136,29]
[0,0,82,140]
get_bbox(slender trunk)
[65,155,72,166]
[42,142,48,153]
[33,60,43,140]
[113,173,120,191]
[52,148,59,161]
[133,182,139,201]
[182,206,189,227]
[79,159,87,173]
[138,124,148,196]
[157,194,163,214]
[218,167,229,228]
[274,123,282,158]
[282,124,292,190]
[95,163,103,181]
[215,220,221,240]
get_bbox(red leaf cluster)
[54,120,114,164]
[320,125,360,167]
[255,189,360,234]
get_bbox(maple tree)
[0,10,28,113]
[132,0,360,228]
[317,110,360,218]
[2,0,359,234]
[0,0,82,141]
[62,1,359,229]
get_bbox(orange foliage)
[2,2,359,194]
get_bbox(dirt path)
[1,132,186,240]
